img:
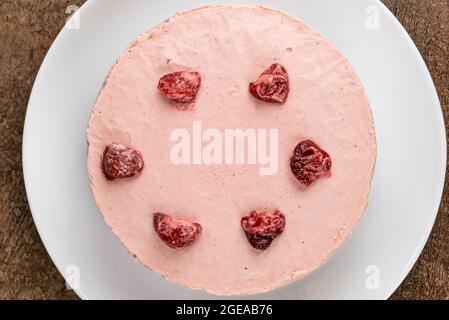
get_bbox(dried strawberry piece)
[102,143,144,180]
[157,70,201,103]
[290,140,332,187]
[249,63,289,103]
[153,213,202,249]
[241,210,285,250]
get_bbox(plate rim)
[371,0,447,297]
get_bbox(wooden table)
[0,0,447,299]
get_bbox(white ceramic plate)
[23,0,446,300]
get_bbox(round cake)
[87,4,376,295]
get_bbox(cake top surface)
[87,4,376,295]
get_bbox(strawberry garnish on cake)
[249,63,289,103]
[153,212,202,249]
[241,210,286,250]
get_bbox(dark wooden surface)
[0,0,447,299]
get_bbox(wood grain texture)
[0,0,447,300]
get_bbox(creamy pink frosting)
[87,4,376,295]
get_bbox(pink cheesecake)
[87,4,376,295]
